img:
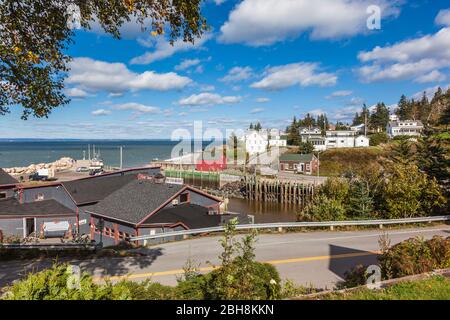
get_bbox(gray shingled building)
[0,167,231,245]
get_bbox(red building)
[195,155,227,172]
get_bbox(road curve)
[1,225,449,289]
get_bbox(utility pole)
[88,144,91,161]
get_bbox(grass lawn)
[320,276,450,300]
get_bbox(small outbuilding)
[279,153,319,175]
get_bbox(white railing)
[131,215,450,241]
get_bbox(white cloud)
[214,0,226,5]
[65,87,89,98]
[113,103,161,114]
[436,9,450,27]
[255,97,270,103]
[416,70,447,83]
[68,57,192,93]
[219,66,254,82]
[327,90,353,98]
[175,59,201,71]
[346,97,365,106]
[250,62,337,90]
[131,33,212,65]
[91,109,111,116]
[357,27,450,83]
[199,84,215,92]
[250,107,265,114]
[179,93,242,106]
[218,0,400,46]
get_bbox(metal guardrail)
[0,243,97,250]
[131,215,450,242]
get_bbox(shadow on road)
[0,247,164,288]
[328,244,378,280]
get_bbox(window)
[34,193,44,201]
[0,192,6,199]
[180,193,189,204]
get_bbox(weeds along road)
[1,225,449,289]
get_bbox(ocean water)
[0,140,185,168]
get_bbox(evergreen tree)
[249,123,254,130]
[390,137,414,164]
[347,180,374,219]
[298,141,315,154]
[396,94,413,120]
[417,134,450,192]
[370,102,389,132]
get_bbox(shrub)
[369,132,389,146]
[299,194,346,221]
[111,280,175,300]
[319,177,349,202]
[3,264,112,300]
[336,265,369,289]
[378,236,450,279]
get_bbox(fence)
[131,215,450,242]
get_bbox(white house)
[242,129,287,155]
[325,131,369,149]
[298,127,326,151]
[386,120,423,138]
[389,114,399,121]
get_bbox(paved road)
[1,226,449,289]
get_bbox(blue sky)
[1,0,450,139]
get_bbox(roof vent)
[172,199,179,206]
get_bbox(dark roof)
[88,179,185,225]
[279,153,315,162]
[142,204,223,229]
[62,174,137,205]
[0,169,18,186]
[0,199,74,217]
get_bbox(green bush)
[3,264,112,300]
[379,236,450,279]
[369,132,389,146]
[299,194,346,221]
[336,264,370,289]
[111,280,175,300]
[3,219,284,301]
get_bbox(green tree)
[347,180,374,219]
[369,132,389,146]
[370,102,389,132]
[439,99,450,129]
[389,136,414,164]
[298,141,314,154]
[382,163,445,218]
[397,94,413,120]
[0,0,207,119]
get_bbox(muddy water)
[227,198,300,223]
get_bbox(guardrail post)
[278,227,283,233]
[183,234,189,240]
[330,226,334,231]
[379,224,383,229]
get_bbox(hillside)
[319,147,387,177]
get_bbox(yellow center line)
[93,250,381,282]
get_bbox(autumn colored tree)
[0,0,207,119]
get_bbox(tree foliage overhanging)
[0,0,207,119]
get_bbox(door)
[25,218,35,237]
[299,163,305,173]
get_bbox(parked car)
[89,168,104,176]
[28,172,48,181]
[76,166,89,172]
